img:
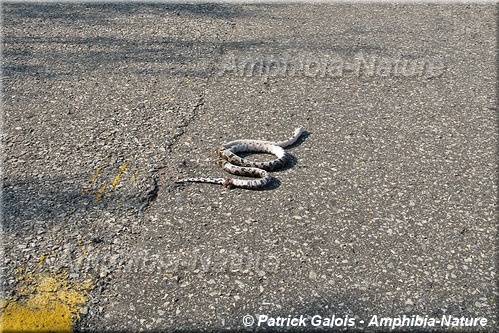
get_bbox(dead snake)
[175,126,305,189]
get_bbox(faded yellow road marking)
[85,157,131,203]
[109,162,129,192]
[0,267,92,332]
[83,157,108,195]
[93,182,107,203]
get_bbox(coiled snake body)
[176,126,305,189]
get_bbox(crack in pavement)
[136,21,237,214]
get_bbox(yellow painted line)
[93,182,107,203]
[82,158,108,195]
[35,254,46,271]
[87,157,130,202]
[109,162,129,192]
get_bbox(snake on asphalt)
[175,126,305,189]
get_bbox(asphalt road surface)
[2,3,497,332]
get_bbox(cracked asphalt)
[2,3,497,332]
